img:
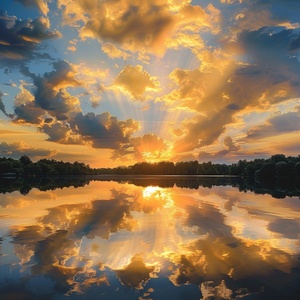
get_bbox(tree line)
[0,155,91,176]
[0,154,300,181]
[103,154,300,181]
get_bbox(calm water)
[0,177,299,299]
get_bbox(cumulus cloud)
[162,25,300,154]
[9,60,143,152]
[113,65,160,101]
[145,0,300,158]
[71,112,140,149]
[57,0,220,55]
[18,60,82,121]
[42,122,77,144]
[0,10,61,65]
[14,102,45,124]
[0,140,56,159]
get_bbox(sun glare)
[142,186,174,208]
[143,186,162,198]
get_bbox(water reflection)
[0,179,299,299]
[1,175,300,198]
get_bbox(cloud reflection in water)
[0,179,299,299]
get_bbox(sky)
[0,0,299,168]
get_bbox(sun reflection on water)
[142,186,174,208]
[0,180,299,299]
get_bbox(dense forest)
[0,154,300,182]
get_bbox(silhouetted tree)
[19,155,32,166]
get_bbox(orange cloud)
[112,133,171,162]
[58,0,220,56]
[101,43,130,60]
[112,65,160,101]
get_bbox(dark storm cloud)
[0,10,60,66]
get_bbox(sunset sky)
[0,0,300,167]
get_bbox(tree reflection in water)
[0,177,299,299]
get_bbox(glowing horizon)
[0,0,300,168]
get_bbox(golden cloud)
[101,43,130,60]
[111,133,171,162]
[113,65,160,101]
[58,0,220,55]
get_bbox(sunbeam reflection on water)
[0,178,300,299]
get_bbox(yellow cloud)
[101,43,130,60]
[112,65,160,101]
[58,0,221,56]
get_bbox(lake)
[0,177,299,299]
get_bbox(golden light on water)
[143,186,174,209]
[0,179,300,298]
